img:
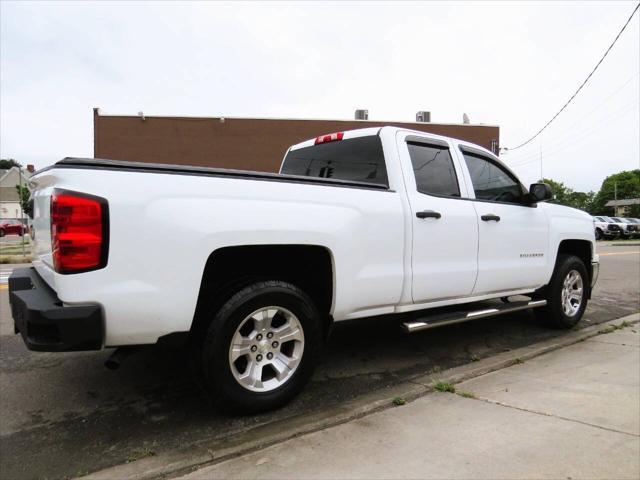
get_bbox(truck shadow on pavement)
[0,300,635,480]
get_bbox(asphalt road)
[1,244,638,479]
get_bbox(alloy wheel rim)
[561,270,583,317]
[228,306,305,392]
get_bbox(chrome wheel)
[561,270,583,317]
[228,306,305,392]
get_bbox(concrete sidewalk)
[178,325,640,480]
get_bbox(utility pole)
[19,167,25,258]
[539,135,543,181]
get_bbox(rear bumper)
[9,267,103,351]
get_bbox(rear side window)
[281,136,388,186]
[462,152,526,204]
[407,142,460,197]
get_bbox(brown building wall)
[93,110,499,172]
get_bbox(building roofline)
[0,166,20,184]
[93,108,499,129]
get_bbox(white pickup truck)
[9,126,599,412]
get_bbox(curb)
[81,312,640,480]
[597,241,640,247]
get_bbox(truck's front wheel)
[200,281,321,413]
[535,254,588,329]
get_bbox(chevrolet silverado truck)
[9,126,599,412]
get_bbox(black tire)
[535,254,588,329]
[0,229,5,237]
[595,228,603,240]
[199,280,321,414]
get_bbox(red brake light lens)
[314,132,344,145]
[50,190,108,274]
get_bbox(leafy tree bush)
[592,170,640,215]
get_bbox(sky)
[1,0,638,193]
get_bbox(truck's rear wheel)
[199,280,321,413]
[535,254,588,329]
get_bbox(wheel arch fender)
[190,244,336,342]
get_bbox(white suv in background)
[593,216,621,240]
[611,217,639,238]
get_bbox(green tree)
[567,190,596,213]
[15,184,32,217]
[540,178,596,213]
[0,158,22,169]
[541,178,572,205]
[592,169,640,215]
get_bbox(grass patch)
[470,354,480,362]
[512,357,524,365]
[598,326,616,334]
[0,247,32,255]
[598,322,634,335]
[433,381,455,393]
[0,254,32,264]
[392,396,406,406]
[457,391,477,399]
[126,447,156,463]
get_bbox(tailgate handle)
[416,210,442,219]
[481,214,501,222]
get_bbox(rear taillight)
[314,132,344,145]
[50,190,108,274]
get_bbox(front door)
[458,148,549,294]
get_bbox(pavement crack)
[588,339,639,348]
[466,395,639,438]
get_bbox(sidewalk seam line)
[468,396,639,438]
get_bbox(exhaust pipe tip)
[104,358,121,370]
[104,347,137,370]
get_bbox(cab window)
[407,142,460,197]
[281,136,388,186]
[462,152,526,204]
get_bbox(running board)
[401,299,547,333]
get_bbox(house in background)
[605,198,640,217]
[0,166,33,219]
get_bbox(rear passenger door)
[397,133,479,303]
[457,147,549,294]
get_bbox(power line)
[506,71,638,163]
[504,2,640,152]
[509,100,639,168]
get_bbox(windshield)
[281,135,388,187]
[601,216,613,222]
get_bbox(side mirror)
[529,183,552,203]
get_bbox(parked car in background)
[610,217,636,239]
[0,219,27,237]
[592,216,621,240]
[619,218,639,238]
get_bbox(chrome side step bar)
[401,299,547,333]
